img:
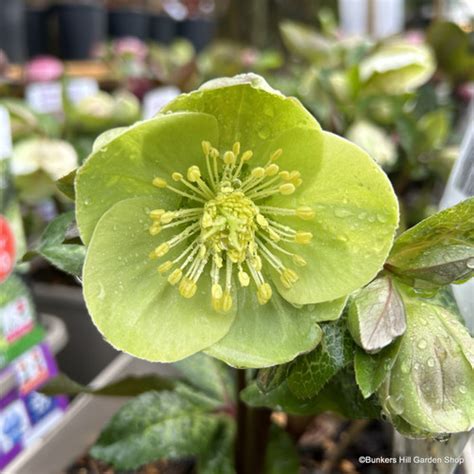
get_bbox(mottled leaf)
[41,372,174,397]
[174,353,235,403]
[264,424,299,474]
[257,365,291,395]
[287,318,354,399]
[91,391,224,469]
[25,211,85,277]
[386,198,474,288]
[242,368,380,420]
[348,276,406,353]
[197,418,236,474]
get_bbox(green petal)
[76,112,219,244]
[83,197,236,363]
[205,290,344,368]
[163,76,320,153]
[266,130,399,304]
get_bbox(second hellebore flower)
[77,74,399,367]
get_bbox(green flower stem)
[236,369,271,474]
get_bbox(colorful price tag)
[0,217,15,284]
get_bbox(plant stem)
[235,369,272,474]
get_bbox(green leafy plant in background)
[38,74,473,473]
[275,16,471,228]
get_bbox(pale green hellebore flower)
[76,74,399,367]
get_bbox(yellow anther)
[150,209,165,220]
[154,242,170,257]
[289,171,301,180]
[212,283,223,300]
[222,291,233,313]
[212,297,222,312]
[238,270,250,287]
[281,268,299,288]
[179,277,197,298]
[202,141,211,155]
[158,261,174,273]
[252,255,263,271]
[202,212,213,228]
[265,164,280,177]
[296,206,315,220]
[270,149,283,161]
[279,183,296,195]
[257,283,272,305]
[295,231,313,244]
[153,177,167,188]
[160,212,175,224]
[233,142,241,156]
[210,148,220,159]
[214,254,223,268]
[149,223,162,236]
[198,245,207,258]
[292,254,307,267]
[251,167,265,179]
[223,151,236,165]
[187,165,201,182]
[294,178,303,187]
[268,228,280,242]
[279,171,290,180]
[168,268,183,285]
[256,213,269,228]
[242,150,253,161]
[172,172,183,182]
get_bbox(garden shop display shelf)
[5,61,113,86]
[4,353,178,474]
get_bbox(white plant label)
[142,86,180,120]
[0,106,12,161]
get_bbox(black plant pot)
[178,18,215,52]
[0,0,27,63]
[26,7,50,58]
[108,9,149,39]
[149,13,176,44]
[57,4,106,60]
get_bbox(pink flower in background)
[404,30,425,45]
[114,37,148,60]
[25,56,64,83]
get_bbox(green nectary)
[76,73,399,366]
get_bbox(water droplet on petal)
[377,213,388,223]
[427,358,435,367]
[334,208,352,218]
[459,385,467,394]
[417,339,427,349]
[467,258,474,269]
[401,362,410,374]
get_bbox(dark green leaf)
[386,198,474,289]
[264,424,299,474]
[174,353,235,403]
[91,390,224,469]
[348,276,406,353]
[354,339,402,398]
[242,368,380,420]
[56,169,77,200]
[287,318,354,399]
[257,364,290,394]
[26,211,85,277]
[41,373,174,397]
[197,418,236,474]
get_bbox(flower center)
[148,141,314,312]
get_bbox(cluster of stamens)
[148,140,314,312]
